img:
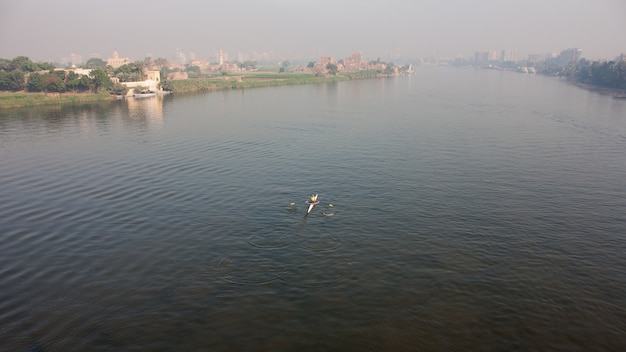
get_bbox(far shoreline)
[0,92,118,109]
[565,80,626,99]
[4,68,622,109]
[0,70,392,109]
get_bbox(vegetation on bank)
[0,70,381,108]
[1,56,115,95]
[450,55,626,93]
[0,92,115,108]
[1,54,408,107]
[560,59,626,91]
[0,56,172,108]
[170,70,384,93]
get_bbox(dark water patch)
[213,255,285,285]
[298,233,341,252]
[248,232,292,249]
[279,251,356,288]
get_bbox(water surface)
[1,67,625,351]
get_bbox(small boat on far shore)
[133,90,156,98]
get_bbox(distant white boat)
[133,91,156,98]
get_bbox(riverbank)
[170,70,384,93]
[0,92,116,109]
[566,80,626,99]
[0,70,392,108]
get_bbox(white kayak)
[306,200,320,214]
[306,194,319,214]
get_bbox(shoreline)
[169,70,388,93]
[566,80,626,99]
[0,92,117,109]
[0,71,393,109]
[2,69,623,109]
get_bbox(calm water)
[1,67,625,351]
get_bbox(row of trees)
[529,57,626,90]
[1,67,113,93]
[563,59,626,90]
[1,56,174,94]
[0,56,113,93]
[0,56,55,73]
[447,54,626,91]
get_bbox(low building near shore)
[120,70,161,95]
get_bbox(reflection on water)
[124,95,165,128]
[1,68,626,350]
[0,94,170,137]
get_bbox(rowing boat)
[305,194,319,214]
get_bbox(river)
[1,67,625,351]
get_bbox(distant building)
[343,52,366,72]
[559,48,582,65]
[69,53,83,66]
[319,56,335,66]
[474,50,497,66]
[120,70,161,94]
[189,60,211,72]
[313,56,336,72]
[107,50,131,68]
[221,62,239,73]
[527,54,547,63]
[173,49,187,65]
[501,49,521,62]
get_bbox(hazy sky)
[1,0,625,63]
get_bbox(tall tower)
[219,49,224,66]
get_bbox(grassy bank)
[0,70,386,108]
[171,70,383,93]
[0,92,115,109]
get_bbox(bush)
[109,83,128,95]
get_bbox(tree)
[89,67,112,92]
[0,58,11,72]
[615,61,626,90]
[43,73,65,92]
[307,61,315,68]
[85,58,106,69]
[65,71,84,92]
[39,62,56,71]
[27,72,44,92]
[77,75,92,92]
[185,66,200,74]
[143,57,154,70]
[238,60,257,70]
[10,56,39,72]
[384,62,396,75]
[154,57,168,69]
[113,62,146,82]
[160,66,172,81]
[159,79,173,92]
[109,83,128,95]
[5,70,25,91]
[326,63,338,76]
[0,71,8,90]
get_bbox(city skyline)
[1,0,625,64]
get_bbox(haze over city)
[1,0,625,63]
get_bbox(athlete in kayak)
[306,193,319,214]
